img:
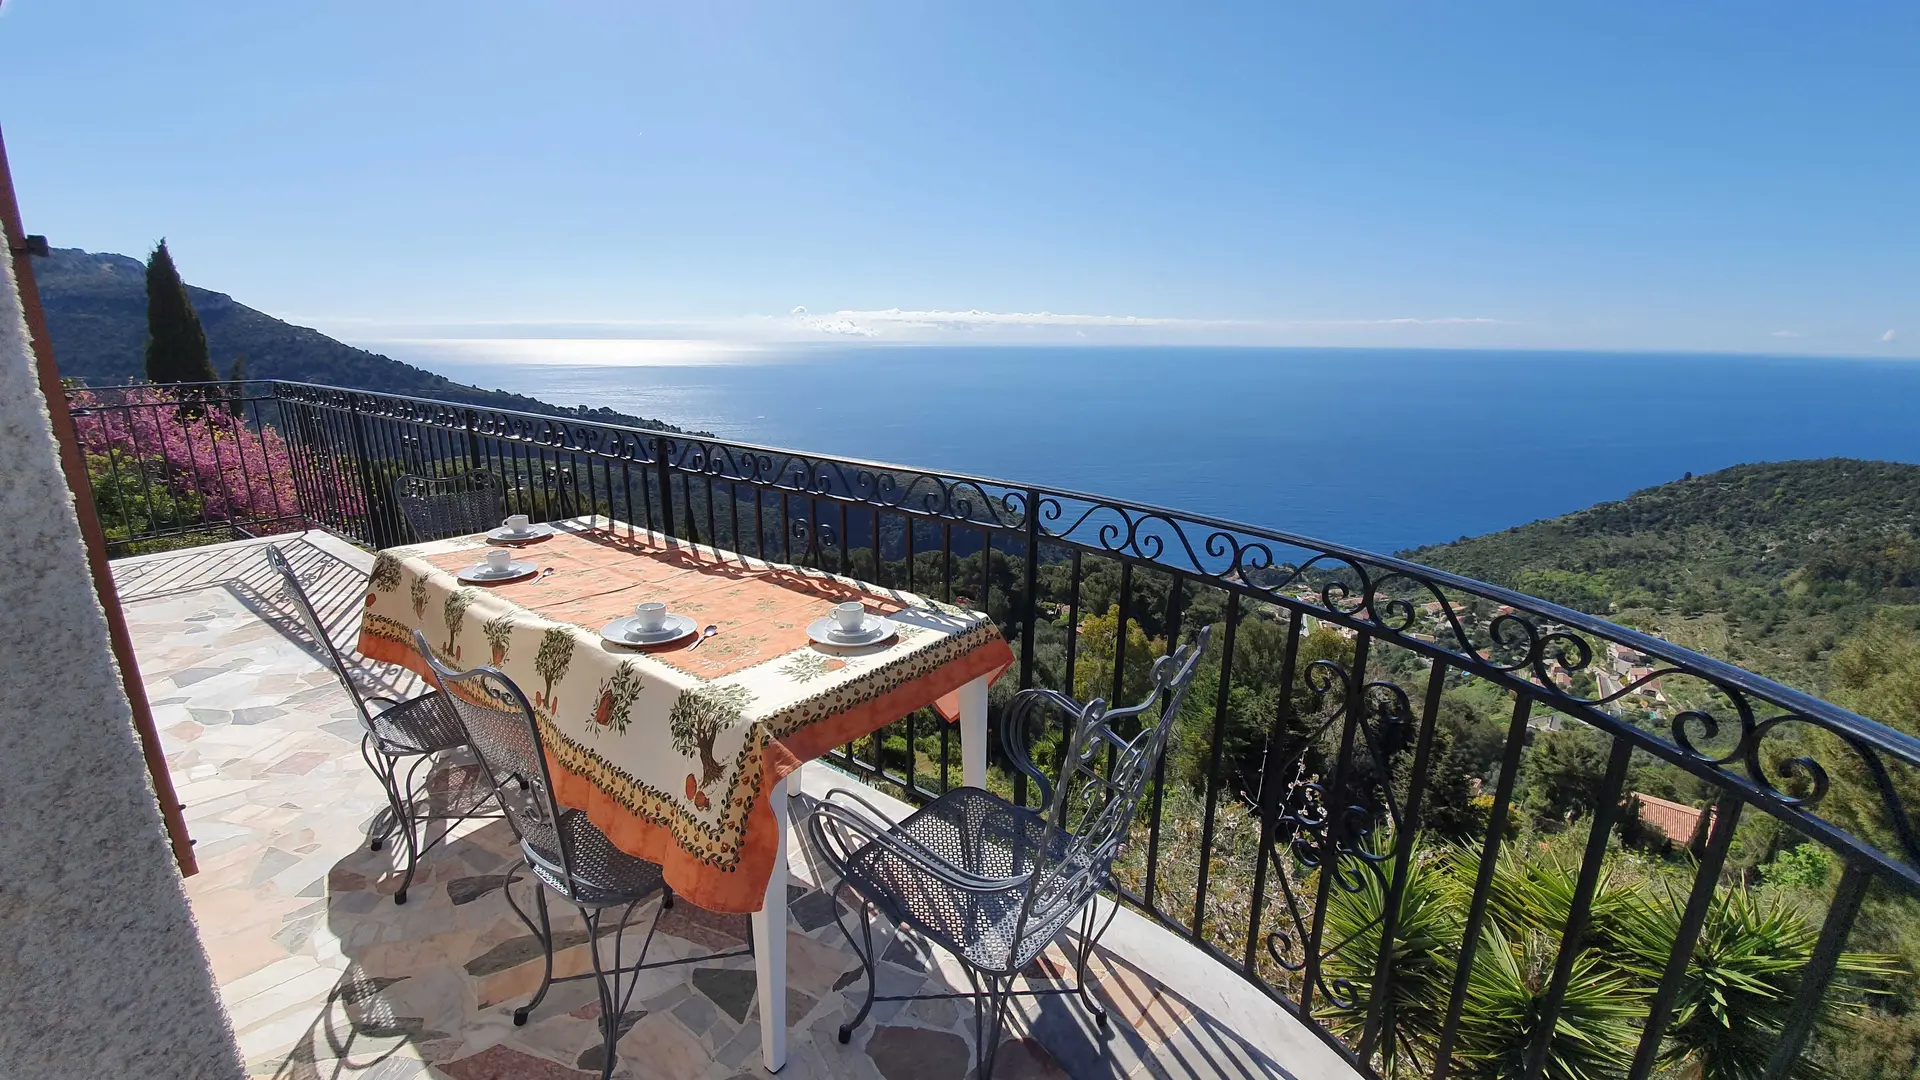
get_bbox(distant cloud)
[780,307,1511,340]
[797,308,1234,332]
[1880,329,1899,343]
[792,312,881,337]
[1350,316,1513,327]
[1770,330,1801,338]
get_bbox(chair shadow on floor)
[264,770,759,1080]
[263,761,515,1080]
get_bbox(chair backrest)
[265,543,376,728]
[1016,624,1211,949]
[409,629,586,900]
[393,469,507,542]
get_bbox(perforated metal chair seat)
[367,690,470,756]
[842,787,1093,974]
[522,808,667,908]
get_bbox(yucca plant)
[1453,921,1641,1080]
[1431,846,1643,1080]
[1615,882,1901,1080]
[1324,842,1648,1079]
[1453,843,1644,955]
[1321,854,1461,1078]
[1315,838,1901,1080]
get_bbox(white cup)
[832,601,867,633]
[486,549,512,574]
[504,514,531,535]
[634,602,669,634]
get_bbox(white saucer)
[458,560,539,583]
[807,615,896,647]
[487,523,555,543]
[602,613,698,647]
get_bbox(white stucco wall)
[0,233,244,1076]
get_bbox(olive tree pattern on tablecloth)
[482,613,515,666]
[591,661,645,736]
[369,553,402,593]
[671,684,754,792]
[441,588,479,659]
[533,627,575,713]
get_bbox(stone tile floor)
[117,533,1334,1080]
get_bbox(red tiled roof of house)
[1632,793,1711,846]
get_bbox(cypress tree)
[224,354,249,417]
[144,239,217,387]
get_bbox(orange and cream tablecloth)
[356,518,1012,913]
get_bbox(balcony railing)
[67,379,1920,1080]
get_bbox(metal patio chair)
[410,630,750,1080]
[266,544,496,904]
[803,625,1211,1078]
[393,468,507,541]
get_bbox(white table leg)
[751,772,790,1073]
[958,674,989,790]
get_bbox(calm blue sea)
[398,346,1920,556]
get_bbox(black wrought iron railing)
[68,380,1920,1080]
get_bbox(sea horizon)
[360,342,1920,556]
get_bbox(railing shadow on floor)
[117,531,428,705]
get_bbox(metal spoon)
[687,624,719,650]
[538,566,556,580]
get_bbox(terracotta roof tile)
[1632,793,1711,846]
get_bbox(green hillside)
[31,247,699,434]
[1404,459,1920,693]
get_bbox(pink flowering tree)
[67,384,358,551]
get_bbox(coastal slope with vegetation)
[1404,459,1920,696]
[33,246,695,433]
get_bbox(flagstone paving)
[116,533,1319,1080]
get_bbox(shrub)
[1762,844,1835,890]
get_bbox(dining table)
[354,516,1012,1072]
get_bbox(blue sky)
[5,1,1916,355]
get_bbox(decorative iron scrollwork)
[1261,662,1417,1008]
[789,516,838,562]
